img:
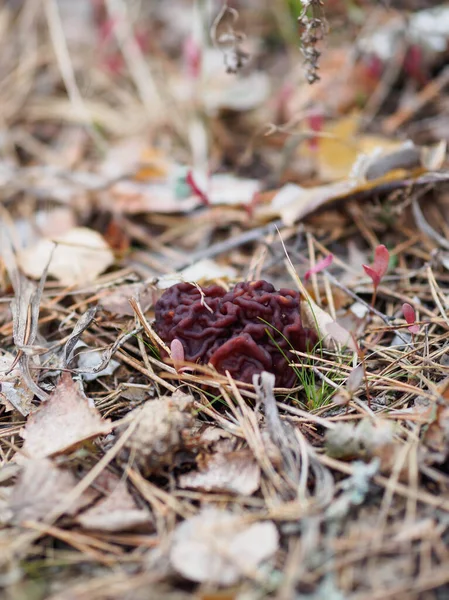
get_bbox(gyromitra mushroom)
[154,280,317,387]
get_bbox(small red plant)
[186,170,210,206]
[402,303,419,334]
[305,253,333,281]
[307,111,324,150]
[362,244,390,305]
[183,36,202,80]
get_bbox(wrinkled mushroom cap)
[154,280,317,387]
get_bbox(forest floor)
[2,1,449,599]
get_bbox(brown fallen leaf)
[170,507,279,585]
[77,480,152,532]
[119,391,195,475]
[100,283,154,317]
[18,373,112,463]
[17,227,114,286]
[301,296,357,352]
[8,458,95,524]
[179,450,260,496]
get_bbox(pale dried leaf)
[100,180,200,215]
[76,346,120,382]
[269,180,355,227]
[179,450,260,496]
[9,458,93,524]
[421,140,447,171]
[301,298,357,352]
[100,284,154,316]
[0,352,34,415]
[346,364,364,394]
[77,481,152,532]
[325,321,358,351]
[170,507,279,584]
[17,227,114,285]
[19,373,112,462]
[207,174,260,206]
[157,259,237,289]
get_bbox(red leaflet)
[183,36,202,80]
[363,244,389,288]
[305,253,334,280]
[307,111,324,150]
[402,303,419,334]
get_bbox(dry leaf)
[100,180,200,215]
[0,352,34,415]
[8,458,94,524]
[19,373,112,462]
[100,284,154,316]
[306,113,400,181]
[77,480,152,532]
[157,259,237,289]
[179,450,260,496]
[262,142,447,227]
[207,174,260,206]
[17,227,114,285]
[170,507,279,584]
[265,180,355,226]
[119,391,195,474]
[76,345,120,382]
[301,298,357,352]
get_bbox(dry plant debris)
[1,0,449,598]
[169,507,279,585]
[19,373,112,462]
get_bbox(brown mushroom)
[154,280,317,387]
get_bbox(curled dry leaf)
[8,458,95,524]
[119,391,195,475]
[0,352,34,415]
[77,480,152,532]
[17,227,114,286]
[170,507,279,585]
[301,297,357,352]
[76,345,120,382]
[179,450,260,496]
[18,373,112,463]
[346,364,365,394]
